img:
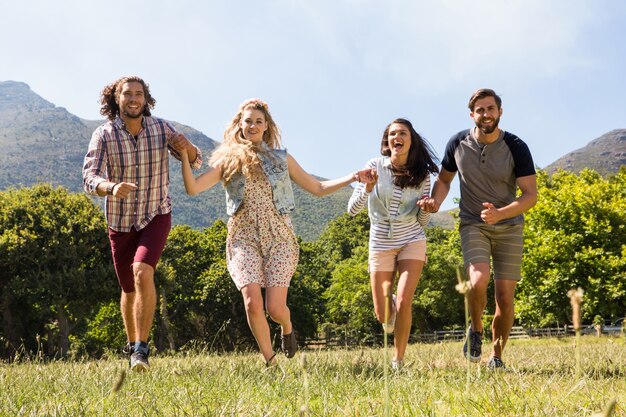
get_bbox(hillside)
[6,80,622,238]
[0,80,353,240]
[544,129,626,176]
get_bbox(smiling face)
[387,123,412,161]
[240,108,268,144]
[116,81,146,122]
[471,96,502,135]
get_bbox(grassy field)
[1,335,624,416]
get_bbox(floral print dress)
[226,171,299,290]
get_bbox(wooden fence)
[302,325,623,349]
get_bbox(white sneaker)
[391,358,404,370]
[383,294,397,334]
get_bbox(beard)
[121,104,145,119]
[476,115,500,134]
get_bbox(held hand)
[169,133,191,155]
[355,168,377,192]
[417,197,440,213]
[480,202,500,224]
[359,168,377,182]
[112,182,138,199]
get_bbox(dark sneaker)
[130,351,150,372]
[265,352,277,368]
[463,328,482,362]
[123,342,134,355]
[487,356,506,370]
[382,294,397,334]
[281,331,298,358]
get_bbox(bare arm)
[169,133,202,168]
[180,150,222,195]
[417,168,456,213]
[481,174,538,224]
[287,154,372,197]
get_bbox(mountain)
[543,129,626,176]
[0,80,218,189]
[10,81,622,238]
[0,80,355,240]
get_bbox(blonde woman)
[180,98,373,365]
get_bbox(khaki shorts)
[369,240,427,272]
[459,223,524,281]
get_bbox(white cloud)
[278,0,601,95]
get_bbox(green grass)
[1,336,624,416]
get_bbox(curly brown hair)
[99,76,156,121]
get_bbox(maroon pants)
[108,213,171,293]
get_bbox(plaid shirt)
[82,116,202,232]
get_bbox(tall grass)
[1,336,624,416]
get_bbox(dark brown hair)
[468,88,502,111]
[380,118,439,189]
[99,76,156,121]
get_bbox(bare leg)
[393,259,424,361]
[132,262,156,343]
[492,279,517,359]
[467,262,491,332]
[370,270,395,324]
[265,286,292,335]
[241,284,274,362]
[120,291,136,342]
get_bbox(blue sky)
[1,0,624,209]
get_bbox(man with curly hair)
[82,76,202,371]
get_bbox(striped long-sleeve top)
[348,157,431,252]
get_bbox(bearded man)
[82,76,202,371]
[419,88,537,369]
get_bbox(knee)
[469,274,489,294]
[373,304,389,323]
[468,265,490,289]
[244,296,265,317]
[266,302,287,322]
[495,295,515,312]
[133,263,154,289]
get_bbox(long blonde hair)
[209,98,282,182]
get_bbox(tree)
[288,239,331,341]
[0,184,116,358]
[319,211,371,263]
[518,168,626,326]
[323,246,379,342]
[156,222,249,352]
[415,226,465,331]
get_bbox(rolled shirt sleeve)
[82,127,108,195]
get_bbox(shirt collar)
[113,115,147,131]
